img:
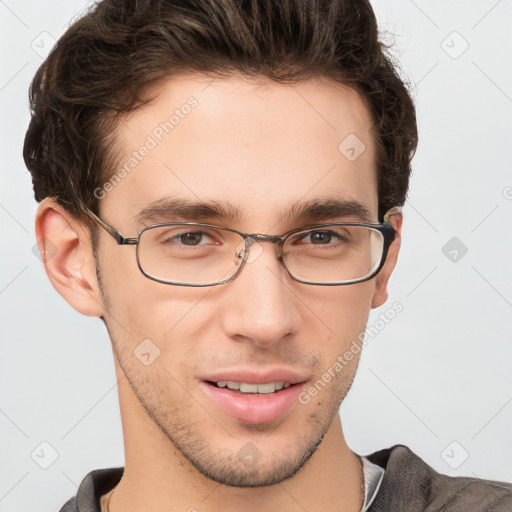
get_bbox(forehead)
[103,72,378,228]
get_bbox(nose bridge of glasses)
[248,233,283,244]
[242,233,285,261]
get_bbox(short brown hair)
[23,0,417,227]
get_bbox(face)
[58,73,400,487]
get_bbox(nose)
[220,239,301,348]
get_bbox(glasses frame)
[80,204,398,287]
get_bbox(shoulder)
[58,467,124,512]
[365,444,512,512]
[58,497,76,512]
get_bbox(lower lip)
[199,381,306,424]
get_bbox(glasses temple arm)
[78,202,135,245]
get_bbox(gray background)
[1,1,511,510]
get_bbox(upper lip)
[201,368,309,385]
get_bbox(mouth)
[205,380,293,394]
[200,378,307,424]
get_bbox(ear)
[371,209,403,309]
[34,198,104,317]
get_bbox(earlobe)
[35,198,104,317]
[370,210,403,309]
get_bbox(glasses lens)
[137,225,245,285]
[283,225,384,284]
[137,223,385,286]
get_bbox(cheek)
[310,282,375,365]
[311,280,375,329]
[98,259,213,358]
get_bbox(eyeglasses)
[80,204,397,287]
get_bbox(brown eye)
[159,229,218,247]
[308,231,333,244]
[297,230,347,245]
[175,231,207,246]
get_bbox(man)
[23,0,511,511]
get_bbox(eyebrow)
[135,197,242,228]
[283,198,373,224]
[135,195,373,228]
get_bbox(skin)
[36,73,402,512]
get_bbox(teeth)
[216,381,290,394]
[240,383,259,393]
